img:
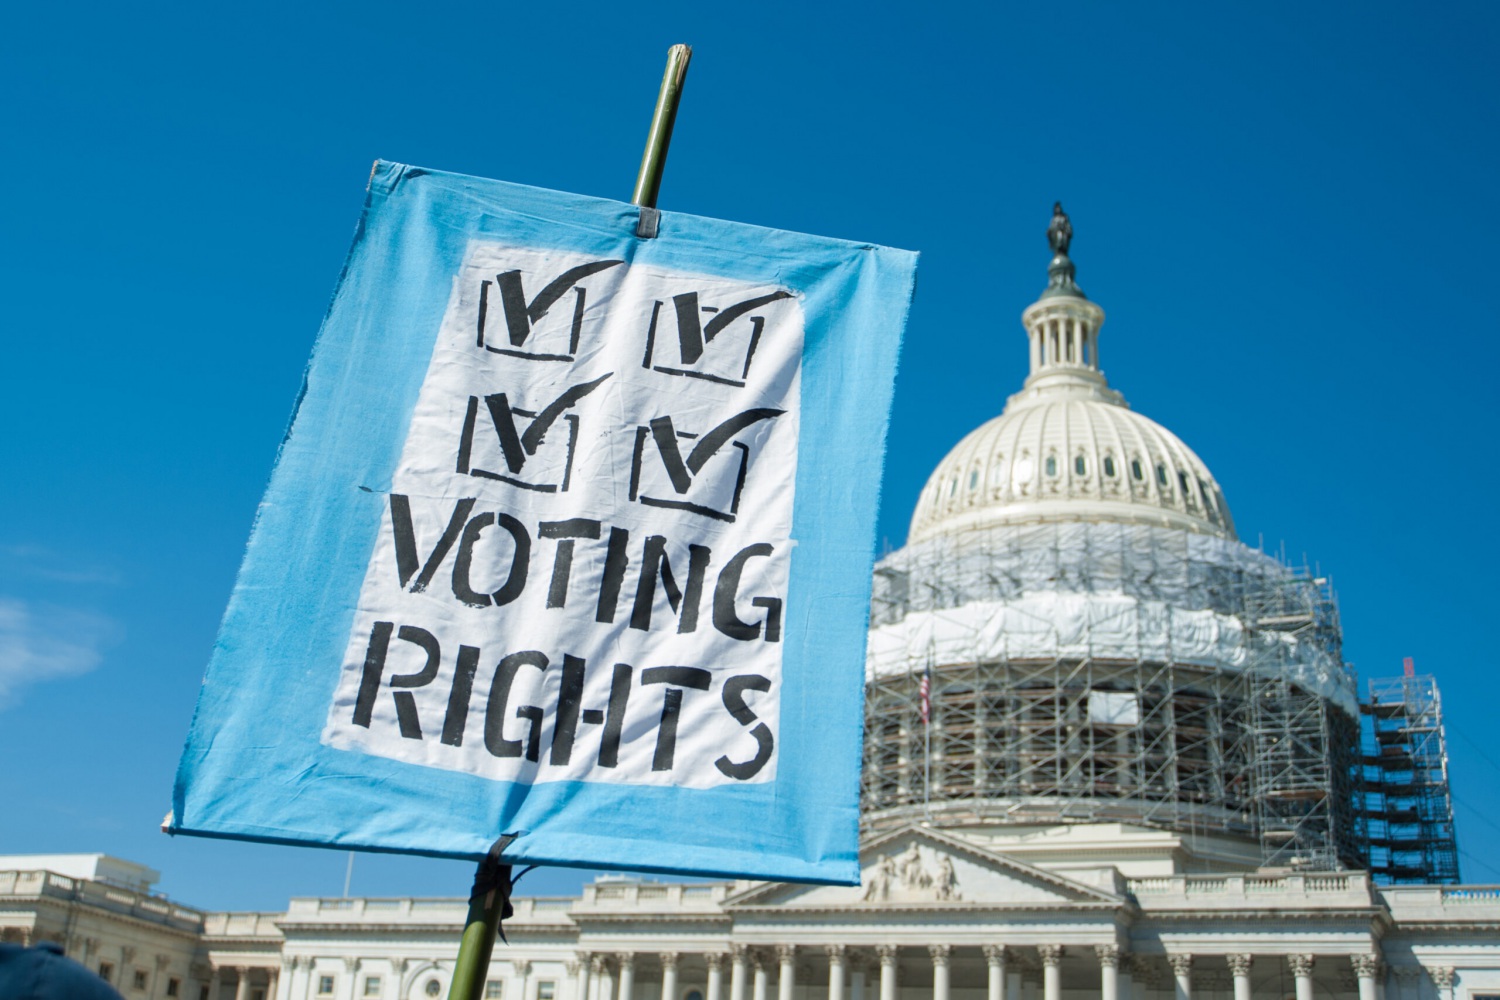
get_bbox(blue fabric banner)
[170,162,916,884]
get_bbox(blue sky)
[3,0,1499,909]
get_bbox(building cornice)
[729,902,1128,917]
[15,894,205,942]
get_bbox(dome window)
[969,469,979,491]
[1198,478,1218,522]
[1013,456,1034,484]
[1156,463,1168,486]
[1131,458,1143,481]
[1074,454,1087,476]
[1177,471,1194,505]
[1045,455,1058,477]
[1103,456,1117,478]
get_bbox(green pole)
[445,47,695,1000]
[631,44,693,208]
[447,876,508,1000]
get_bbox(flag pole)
[445,45,694,1000]
[923,644,934,821]
[447,833,525,1000]
[631,44,693,209]
[447,872,509,1000]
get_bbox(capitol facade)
[3,214,1496,1000]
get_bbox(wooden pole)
[631,44,693,208]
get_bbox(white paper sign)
[323,243,804,789]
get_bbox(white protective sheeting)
[1088,690,1141,724]
[867,521,1358,715]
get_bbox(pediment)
[725,826,1123,909]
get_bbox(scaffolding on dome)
[1359,665,1460,884]
[861,521,1365,871]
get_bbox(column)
[616,955,635,1000]
[1228,955,1252,1000]
[341,959,360,1000]
[753,952,769,1000]
[826,946,846,1000]
[850,953,867,1000]
[729,947,748,1000]
[1097,947,1120,1000]
[876,947,897,1000]
[707,954,725,1000]
[1393,967,1421,1000]
[266,970,279,1000]
[1427,967,1455,1000]
[929,946,951,1000]
[517,960,533,1000]
[277,957,299,1000]
[235,967,252,1000]
[983,946,1006,1000]
[293,958,312,1000]
[595,957,615,1000]
[1168,955,1192,1000]
[777,946,796,1000]
[661,953,680,1000]
[574,954,593,1000]
[1353,956,1379,1000]
[1288,955,1315,1000]
[151,955,170,999]
[1038,947,1062,1000]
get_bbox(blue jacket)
[0,942,125,1000]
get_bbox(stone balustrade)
[1380,883,1500,923]
[279,894,576,926]
[1126,872,1375,910]
[0,868,203,932]
[578,881,732,911]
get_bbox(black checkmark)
[488,260,624,348]
[672,290,793,365]
[484,373,613,474]
[648,407,784,494]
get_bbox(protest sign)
[169,162,916,884]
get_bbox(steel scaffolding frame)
[1360,670,1460,884]
[862,524,1365,870]
[1240,566,1363,870]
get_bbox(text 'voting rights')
[323,244,804,791]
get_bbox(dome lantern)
[1017,204,1116,406]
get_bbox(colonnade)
[572,947,1408,1000]
[212,964,277,1000]
[246,947,1463,1000]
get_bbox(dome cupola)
[908,205,1235,542]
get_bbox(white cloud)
[0,544,121,585]
[0,598,118,707]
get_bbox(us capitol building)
[3,211,1496,1000]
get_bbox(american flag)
[919,661,932,725]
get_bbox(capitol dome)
[909,251,1233,543]
[862,207,1361,872]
